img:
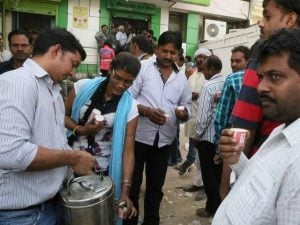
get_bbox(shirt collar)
[23,58,56,87]
[281,118,300,146]
[208,72,223,80]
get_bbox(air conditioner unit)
[204,19,227,40]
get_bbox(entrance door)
[13,12,55,31]
[112,17,149,35]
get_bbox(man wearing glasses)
[0,30,32,74]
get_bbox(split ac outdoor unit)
[204,19,227,40]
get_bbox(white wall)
[200,25,260,75]
[67,0,99,64]
[172,0,249,21]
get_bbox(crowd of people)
[1,1,300,225]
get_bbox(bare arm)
[120,117,138,219]
[219,163,232,201]
[27,146,97,175]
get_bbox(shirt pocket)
[164,86,182,106]
[225,164,275,224]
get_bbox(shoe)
[194,190,206,201]
[196,208,213,218]
[182,184,203,192]
[178,161,193,175]
[174,163,182,170]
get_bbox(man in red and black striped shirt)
[219,0,300,201]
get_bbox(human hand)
[71,151,97,175]
[118,197,137,219]
[146,108,167,125]
[79,119,106,136]
[219,129,248,164]
[175,106,189,121]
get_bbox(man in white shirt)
[213,28,300,225]
[0,28,96,225]
[125,31,191,225]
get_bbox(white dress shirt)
[129,57,191,147]
[0,59,70,209]
[213,118,300,225]
[195,73,225,142]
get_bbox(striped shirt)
[129,57,191,147]
[230,59,281,155]
[195,73,226,143]
[0,59,70,209]
[214,70,245,145]
[213,118,300,225]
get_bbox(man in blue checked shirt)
[213,45,250,201]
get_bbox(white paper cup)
[231,128,248,146]
[177,106,185,111]
[164,113,170,122]
[95,115,104,124]
[87,109,102,124]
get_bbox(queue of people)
[2,1,300,224]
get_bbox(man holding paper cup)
[213,28,300,225]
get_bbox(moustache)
[161,58,173,64]
[259,93,276,103]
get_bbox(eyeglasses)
[111,70,134,87]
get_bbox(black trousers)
[195,140,222,215]
[123,141,171,225]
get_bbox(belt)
[1,197,58,212]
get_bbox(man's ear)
[50,44,62,58]
[286,12,298,28]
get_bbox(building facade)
[0,0,250,75]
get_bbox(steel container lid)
[59,175,114,208]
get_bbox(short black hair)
[206,55,222,72]
[103,39,113,48]
[111,52,141,78]
[8,30,32,45]
[101,24,108,29]
[185,55,192,62]
[263,0,300,26]
[231,45,250,61]
[157,31,182,51]
[33,28,86,61]
[257,28,300,74]
[131,35,154,55]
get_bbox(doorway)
[12,12,55,31]
[111,17,149,35]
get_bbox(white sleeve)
[127,99,139,122]
[74,79,89,95]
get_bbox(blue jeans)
[186,138,196,164]
[0,202,60,225]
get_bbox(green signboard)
[181,0,210,6]
[107,1,156,15]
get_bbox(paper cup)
[177,106,185,111]
[87,109,102,124]
[95,115,104,124]
[164,113,170,122]
[231,128,248,146]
